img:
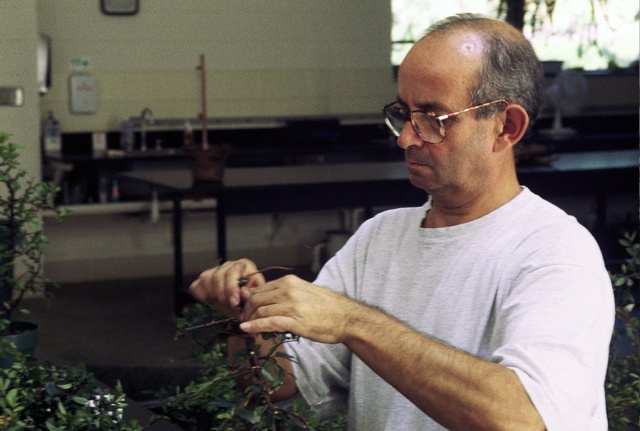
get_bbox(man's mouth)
[405,148,432,168]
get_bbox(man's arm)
[239,275,545,431]
[341,303,544,431]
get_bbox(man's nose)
[396,121,425,150]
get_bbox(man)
[189,14,614,430]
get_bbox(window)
[391,0,639,71]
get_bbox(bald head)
[403,14,545,127]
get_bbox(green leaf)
[72,396,89,405]
[5,388,18,408]
[614,277,627,286]
[260,368,274,382]
[236,407,260,424]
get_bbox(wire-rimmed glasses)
[383,99,509,144]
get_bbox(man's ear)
[494,104,529,152]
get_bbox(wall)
[37,0,395,132]
[0,1,40,178]
[35,0,638,135]
[0,1,42,284]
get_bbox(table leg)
[172,196,183,313]
[217,193,227,262]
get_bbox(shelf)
[44,198,217,218]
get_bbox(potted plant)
[185,54,231,184]
[149,301,347,430]
[0,339,144,430]
[0,132,68,362]
[606,232,640,430]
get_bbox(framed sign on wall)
[69,74,97,114]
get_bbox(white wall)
[37,0,395,132]
[0,1,40,178]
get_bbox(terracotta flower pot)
[185,144,231,183]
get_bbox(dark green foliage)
[150,303,347,430]
[0,340,142,430]
[607,232,640,430]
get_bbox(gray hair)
[423,13,545,130]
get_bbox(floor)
[25,276,207,400]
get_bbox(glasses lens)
[383,104,405,137]
[412,112,445,143]
[383,103,445,143]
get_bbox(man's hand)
[189,259,265,319]
[238,274,358,344]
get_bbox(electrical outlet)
[0,87,23,106]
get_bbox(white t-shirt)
[286,187,614,431]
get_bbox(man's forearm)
[343,303,545,431]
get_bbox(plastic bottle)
[44,110,61,152]
[98,175,109,203]
[110,179,120,203]
[120,118,135,152]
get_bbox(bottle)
[120,118,135,152]
[183,120,193,147]
[44,110,61,152]
[98,175,109,203]
[110,179,120,203]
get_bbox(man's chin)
[407,171,436,193]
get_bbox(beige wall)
[38,0,395,133]
[0,0,40,178]
[35,1,638,134]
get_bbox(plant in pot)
[185,54,232,184]
[0,132,68,363]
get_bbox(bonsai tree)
[0,133,68,335]
[153,304,345,430]
[607,232,640,430]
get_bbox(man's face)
[396,31,499,197]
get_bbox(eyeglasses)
[383,99,509,144]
